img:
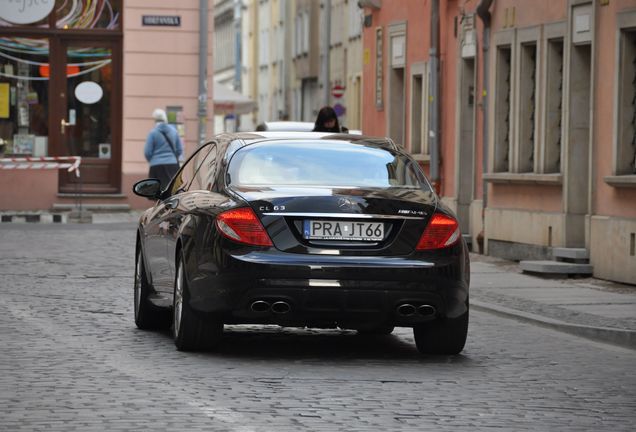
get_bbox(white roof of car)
[256,121,361,135]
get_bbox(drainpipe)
[233,0,242,131]
[476,0,493,253]
[234,0,242,93]
[197,0,209,147]
[321,0,332,106]
[429,0,440,191]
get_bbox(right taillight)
[416,213,460,250]
[215,207,273,246]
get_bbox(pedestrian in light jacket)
[144,108,184,190]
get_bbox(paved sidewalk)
[470,253,636,350]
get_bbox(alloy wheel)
[134,251,142,319]
[174,262,184,337]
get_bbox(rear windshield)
[227,141,430,189]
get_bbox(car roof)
[255,121,362,135]
[213,132,402,164]
[256,121,315,132]
[229,131,398,149]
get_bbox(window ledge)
[604,175,636,188]
[483,172,562,185]
[411,153,431,163]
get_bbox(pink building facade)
[0,1,214,215]
[361,0,636,284]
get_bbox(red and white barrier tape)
[0,156,81,177]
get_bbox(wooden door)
[55,38,122,193]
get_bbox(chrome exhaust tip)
[271,301,291,314]
[418,304,436,317]
[250,300,271,313]
[396,304,417,317]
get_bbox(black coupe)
[133,132,470,354]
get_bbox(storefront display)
[0,0,122,192]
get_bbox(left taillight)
[215,207,273,247]
[416,212,461,250]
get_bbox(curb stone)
[472,299,636,350]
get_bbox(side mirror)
[133,178,162,199]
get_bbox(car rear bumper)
[186,249,469,328]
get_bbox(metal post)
[477,0,493,212]
[321,0,332,107]
[197,0,209,147]
[429,0,440,186]
[477,0,494,254]
[234,0,242,93]
[233,0,242,131]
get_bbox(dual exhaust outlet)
[251,300,433,317]
[396,303,436,317]
[250,300,291,314]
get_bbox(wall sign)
[142,15,181,27]
[0,83,9,119]
[375,27,384,110]
[0,0,55,25]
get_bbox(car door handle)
[165,198,179,209]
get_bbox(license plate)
[303,220,384,241]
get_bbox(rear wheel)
[413,310,468,355]
[173,256,223,351]
[134,247,170,330]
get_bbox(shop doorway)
[54,39,122,193]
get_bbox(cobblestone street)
[1,223,635,431]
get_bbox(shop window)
[0,1,121,30]
[617,29,636,175]
[517,42,537,173]
[544,38,564,174]
[55,0,121,30]
[0,38,50,156]
[494,45,512,172]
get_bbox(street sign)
[331,85,345,99]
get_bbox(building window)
[517,42,537,173]
[544,38,564,173]
[214,13,235,72]
[348,0,363,39]
[302,12,309,54]
[617,28,636,175]
[331,1,343,46]
[293,13,300,57]
[494,45,512,172]
[410,64,429,155]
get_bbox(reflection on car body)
[133,132,469,354]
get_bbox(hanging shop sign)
[0,0,55,25]
[142,15,181,27]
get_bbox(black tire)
[413,310,468,355]
[173,256,223,351]
[357,325,395,336]
[134,246,170,330]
